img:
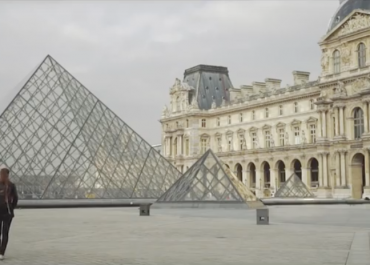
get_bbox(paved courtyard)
[4,205,370,264]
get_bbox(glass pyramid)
[156,149,259,206]
[274,174,314,198]
[0,55,181,199]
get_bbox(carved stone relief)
[338,13,370,36]
[321,51,330,72]
[341,43,352,66]
[334,80,347,97]
[350,76,370,94]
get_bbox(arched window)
[309,158,319,187]
[358,43,366,68]
[354,108,364,139]
[333,50,341,74]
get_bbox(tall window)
[201,119,206,128]
[227,137,232,151]
[186,119,189,128]
[239,138,244,150]
[239,113,243,123]
[217,137,222,152]
[176,121,179,128]
[185,139,189,155]
[279,105,283,116]
[252,110,255,120]
[310,99,315,110]
[358,43,366,68]
[333,50,341,74]
[252,132,257,149]
[310,159,319,187]
[216,117,220,127]
[228,115,232,124]
[333,117,336,136]
[279,129,285,146]
[265,131,271,148]
[200,138,208,153]
[354,107,364,139]
[265,108,269,118]
[294,126,300,144]
[294,102,298,113]
[310,124,316,143]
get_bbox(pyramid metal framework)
[0,55,181,199]
[274,174,314,198]
[156,149,251,204]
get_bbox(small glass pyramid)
[0,55,181,199]
[274,174,314,198]
[156,149,261,207]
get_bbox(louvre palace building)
[160,0,370,199]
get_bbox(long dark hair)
[0,169,10,203]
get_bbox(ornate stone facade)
[160,8,370,199]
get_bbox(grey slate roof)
[183,65,233,110]
[327,0,370,33]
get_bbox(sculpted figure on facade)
[211,97,217,109]
[285,132,290,145]
[162,105,169,118]
[338,13,370,36]
[321,51,329,72]
[334,80,347,96]
[341,43,352,66]
[301,130,307,145]
[270,138,275,148]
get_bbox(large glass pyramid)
[274,174,314,198]
[0,55,181,199]
[155,149,263,208]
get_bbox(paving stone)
[2,205,370,264]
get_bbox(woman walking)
[0,168,18,260]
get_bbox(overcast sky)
[0,1,339,145]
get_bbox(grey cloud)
[0,1,338,144]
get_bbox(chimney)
[292,71,310,86]
[265,78,282,91]
[252,82,266,94]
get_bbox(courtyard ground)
[5,205,370,265]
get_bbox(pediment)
[276,122,286,128]
[306,116,318,124]
[249,126,258,132]
[323,10,370,41]
[200,133,210,138]
[262,124,271,130]
[237,128,246,134]
[291,119,302,126]
[225,130,234,136]
[214,132,222,137]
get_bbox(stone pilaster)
[340,150,347,188]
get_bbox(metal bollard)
[139,204,150,216]
[256,208,269,225]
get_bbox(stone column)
[335,107,339,136]
[322,111,327,138]
[242,169,247,186]
[323,153,328,187]
[270,167,276,192]
[180,135,183,154]
[318,153,323,187]
[317,110,322,137]
[256,169,263,198]
[339,107,345,136]
[301,167,308,187]
[363,102,369,133]
[335,151,341,187]
[340,150,347,187]
[364,149,370,187]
